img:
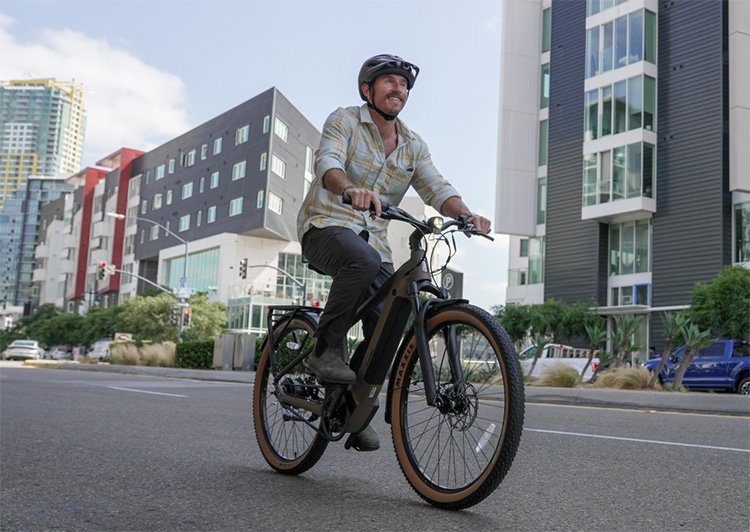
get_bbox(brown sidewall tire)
[390,304,524,509]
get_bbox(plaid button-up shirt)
[297,104,460,263]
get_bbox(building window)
[609,219,651,275]
[734,203,750,263]
[155,164,165,180]
[585,90,598,141]
[213,137,223,155]
[200,144,208,160]
[150,225,159,241]
[210,171,219,189]
[196,209,202,227]
[257,190,264,208]
[540,63,550,109]
[263,115,271,133]
[583,142,654,207]
[139,229,145,244]
[538,120,548,167]
[168,159,176,174]
[274,117,289,142]
[602,21,614,73]
[260,152,267,171]
[229,197,244,216]
[153,193,163,210]
[165,220,170,233]
[183,149,196,167]
[235,125,249,145]
[536,177,547,224]
[199,176,205,194]
[542,7,551,53]
[268,191,283,215]
[587,9,656,78]
[166,190,173,205]
[232,160,247,181]
[528,237,545,284]
[304,146,314,196]
[271,154,286,178]
[179,214,191,232]
[645,10,657,64]
[587,76,655,138]
[141,200,148,215]
[520,239,529,258]
[583,153,598,207]
[182,181,193,199]
[586,26,599,78]
[207,205,216,223]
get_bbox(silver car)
[2,340,45,361]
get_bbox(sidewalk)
[21,360,750,417]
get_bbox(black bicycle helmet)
[358,54,420,101]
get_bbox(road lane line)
[107,386,187,398]
[527,428,750,453]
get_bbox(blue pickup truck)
[643,340,750,394]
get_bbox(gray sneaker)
[351,425,380,452]
[307,342,356,384]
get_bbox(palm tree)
[582,322,607,381]
[647,312,687,389]
[612,315,640,368]
[672,323,714,391]
[527,332,550,378]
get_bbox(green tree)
[492,303,531,349]
[79,306,123,347]
[647,312,687,389]
[527,332,550,378]
[672,323,714,391]
[118,294,179,342]
[180,293,227,341]
[559,300,598,343]
[529,298,567,341]
[689,266,750,339]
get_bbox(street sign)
[180,276,187,287]
[176,287,195,298]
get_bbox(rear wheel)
[390,303,524,509]
[253,315,328,474]
[737,377,750,395]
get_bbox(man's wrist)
[341,184,356,198]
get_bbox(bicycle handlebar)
[342,192,494,241]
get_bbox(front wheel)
[390,303,525,510]
[253,314,328,475]
[737,377,750,395]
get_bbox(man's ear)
[361,83,371,101]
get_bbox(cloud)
[0,13,191,167]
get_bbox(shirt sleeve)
[314,108,351,188]
[409,141,461,214]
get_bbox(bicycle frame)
[270,209,469,438]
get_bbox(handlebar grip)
[342,192,391,212]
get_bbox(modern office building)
[1,177,75,310]
[0,79,86,204]
[496,0,749,354]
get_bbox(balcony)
[35,243,48,259]
[32,268,46,282]
[582,196,656,223]
[60,259,75,274]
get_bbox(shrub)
[110,343,139,365]
[254,334,266,369]
[535,363,580,388]
[176,339,214,369]
[140,342,175,367]
[594,366,653,390]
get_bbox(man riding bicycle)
[296,53,491,451]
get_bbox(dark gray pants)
[301,226,394,359]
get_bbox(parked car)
[519,343,599,383]
[47,345,74,360]
[643,339,750,394]
[86,340,112,361]
[2,340,45,361]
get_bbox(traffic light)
[183,307,192,327]
[98,262,107,280]
[239,258,248,279]
[170,307,180,326]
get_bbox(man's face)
[363,74,409,116]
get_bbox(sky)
[0,0,510,310]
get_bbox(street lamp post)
[107,212,190,334]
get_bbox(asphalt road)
[1,366,749,531]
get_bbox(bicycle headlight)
[428,216,444,234]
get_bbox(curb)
[11,361,750,417]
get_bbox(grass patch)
[593,366,654,390]
[140,342,176,367]
[535,363,580,388]
[110,344,139,365]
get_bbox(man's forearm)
[322,169,354,195]
[439,196,471,218]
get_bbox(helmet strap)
[366,82,398,121]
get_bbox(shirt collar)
[358,103,414,143]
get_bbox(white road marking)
[107,386,187,398]
[527,428,750,453]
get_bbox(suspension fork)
[409,285,467,406]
